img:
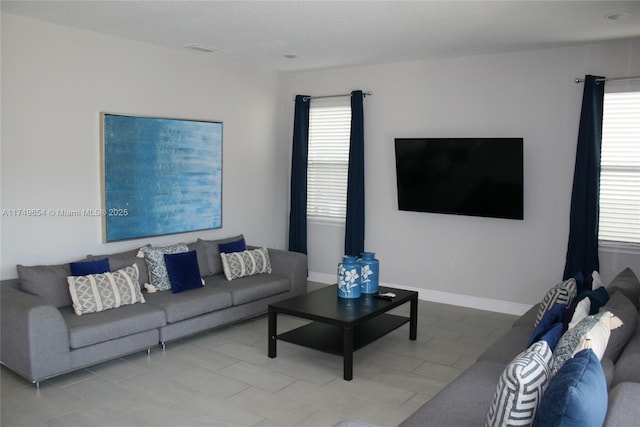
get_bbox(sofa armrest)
[1,286,70,382]
[266,248,308,296]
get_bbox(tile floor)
[0,283,517,427]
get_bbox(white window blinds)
[599,90,640,245]
[307,98,351,222]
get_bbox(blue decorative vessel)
[358,252,379,294]
[337,256,361,299]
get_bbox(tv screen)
[394,138,523,220]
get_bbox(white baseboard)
[308,271,532,316]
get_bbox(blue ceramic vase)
[358,252,379,294]
[337,255,361,299]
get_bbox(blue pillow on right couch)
[533,348,607,427]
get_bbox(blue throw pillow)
[533,349,607,427]
[69,258,110,276]
[574,271,585,294]
[538,323,563,351]
[218,238,246,254]
[527,303,566,348]
[164,251,203,294]
[562,298,580,330]
[575,287,609,315]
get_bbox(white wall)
[283,39,640,311]
[0,13,288,278]
[2,13,638,312]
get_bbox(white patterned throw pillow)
[486,341,553,427]
[220,247,272,281]
[138,243,189,291]
[534,279,577,327]
[551,311,622,376]
[67,264,145,315]
[568,298,591,329]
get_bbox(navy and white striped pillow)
[486,341,553,427]
[534,279,577,327]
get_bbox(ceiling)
[2,1,640,72]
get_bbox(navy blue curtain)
[345,90,365,256]
[563,75,605,279]
[288,95,310,254]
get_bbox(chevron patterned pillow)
[67,264,145,315]
[220,247,272,281]
[486,341,553,427]
[534,279,577,327]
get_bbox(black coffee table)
[268,285,418,380]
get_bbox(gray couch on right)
[400,267,640,427]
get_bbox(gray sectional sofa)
[0,235,307,388]
[400,267,640,426]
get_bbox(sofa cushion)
[139,243,189,291]
[164,251,203,294]
[67,264,146,316]
[144,285,232,323]
[87,248,149,288]
[17,262,73,308]
[552,311,622,376]
[187,240,213,277]
[485,341,553,427]
[69,258,110,276]
[479,326,533,364]
[513,303,540,328]
[600,291,638,362]
[535,279,577,327]
[220,247,272,281]
[533,349,607,427]
[197,234,245,276]
[60,302,166,349]
[206,273,289,306]
[605,382,640,426]
[607,268,640,310]
[399,359,506,427]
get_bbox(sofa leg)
[160,342,166,351]
[146,348,151,356]
[33,381,40,389]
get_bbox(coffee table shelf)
[277,313,410,355]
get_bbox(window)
[307,98,351,222]
[599,90,640,246]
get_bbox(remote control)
[374,292,396,301]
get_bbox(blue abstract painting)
[102,114,222,242]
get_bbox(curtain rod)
[574,76,640,84]
[300,91,372,101]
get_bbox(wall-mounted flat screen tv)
[394,138,523,220]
